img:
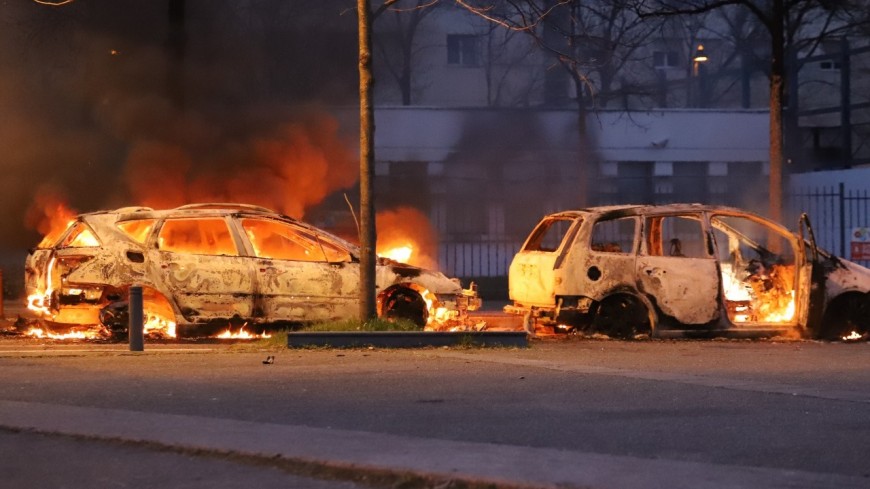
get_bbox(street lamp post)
[693,44,709,107]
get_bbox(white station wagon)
[25,204,479,337]
[505,204,870,340]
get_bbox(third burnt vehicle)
[505,204,870,340]
[25,204,479,337]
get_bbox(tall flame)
[376,207,438,269]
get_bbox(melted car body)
[25,204,479,336]
[505,204,870,339]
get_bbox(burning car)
[505,204,870,340]
[25,204,479,337]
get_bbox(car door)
[149,217,255,322]
[575,215,639,301]
[238,217,358,322]
[508,216,580,307]
[636,213,720,325]
[709,213,801,327]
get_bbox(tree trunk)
[768,0,785,223]
[358,0,377,322]
[574,76,590,207]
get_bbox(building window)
[618,161,654,204]
[820,60,842,71]
[447,34,480,66]
[653,50,680,69]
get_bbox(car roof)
[78,203,281,221]
[547,203,768,219]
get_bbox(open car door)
[799,213,826,337]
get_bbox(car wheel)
[98,288,177,340]
[382,288,428,328]
[818,293,870,341]
[591,295,652,340]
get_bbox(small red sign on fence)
[850,228,870,260]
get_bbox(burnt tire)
[591,295,651,340]
[382,288,428,328]
[818,293,870,341]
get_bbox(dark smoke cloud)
[0,0,359,252]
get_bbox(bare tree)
[456,0,664,205]
[373,0,439,105]
[632,0,870,222]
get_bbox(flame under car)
[505,204,870,340]
[24,204,479,338]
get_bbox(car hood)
[376,259,463,295]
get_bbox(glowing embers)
[843,330,866,342]
[420,287,486,332]
[144,313,177,338]
[721,263,796,323]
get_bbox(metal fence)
[786,183,870,267]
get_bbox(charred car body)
[25,204,479,337]
[505,204,870,340]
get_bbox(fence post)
[129,285,144,351]
[840,182,846,258]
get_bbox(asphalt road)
[0,337,868,488]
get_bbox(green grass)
[246,318,421,350]
[299,318,421,332]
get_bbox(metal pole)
[840,182,847,258]
[129,285,144,351]
[840,37,852,168]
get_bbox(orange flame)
[376,208,438,269]
[722,263,795,323]
[144,314,176,338]
[379,244,414,263]
[420,288,460,329]
[25,191,78,249]
[24,326,107,340]
[215,323,271,339]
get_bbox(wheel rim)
[593,296,651,339]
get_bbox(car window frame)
[641,212,712,259]
[154,216,241,257]
[236,216,354,263]
[588,215,639,256]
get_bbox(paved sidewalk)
[1,399,866,489]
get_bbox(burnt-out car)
[505,204,870,340]
[25,204,479,337]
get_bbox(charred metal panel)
[24,250,52,298]
[257,259,358,322]
[636,256,720,324]
[575,252,637,303]
[822,257,870,298]
[149,251,255,321]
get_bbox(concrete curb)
[287,331,528,348]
